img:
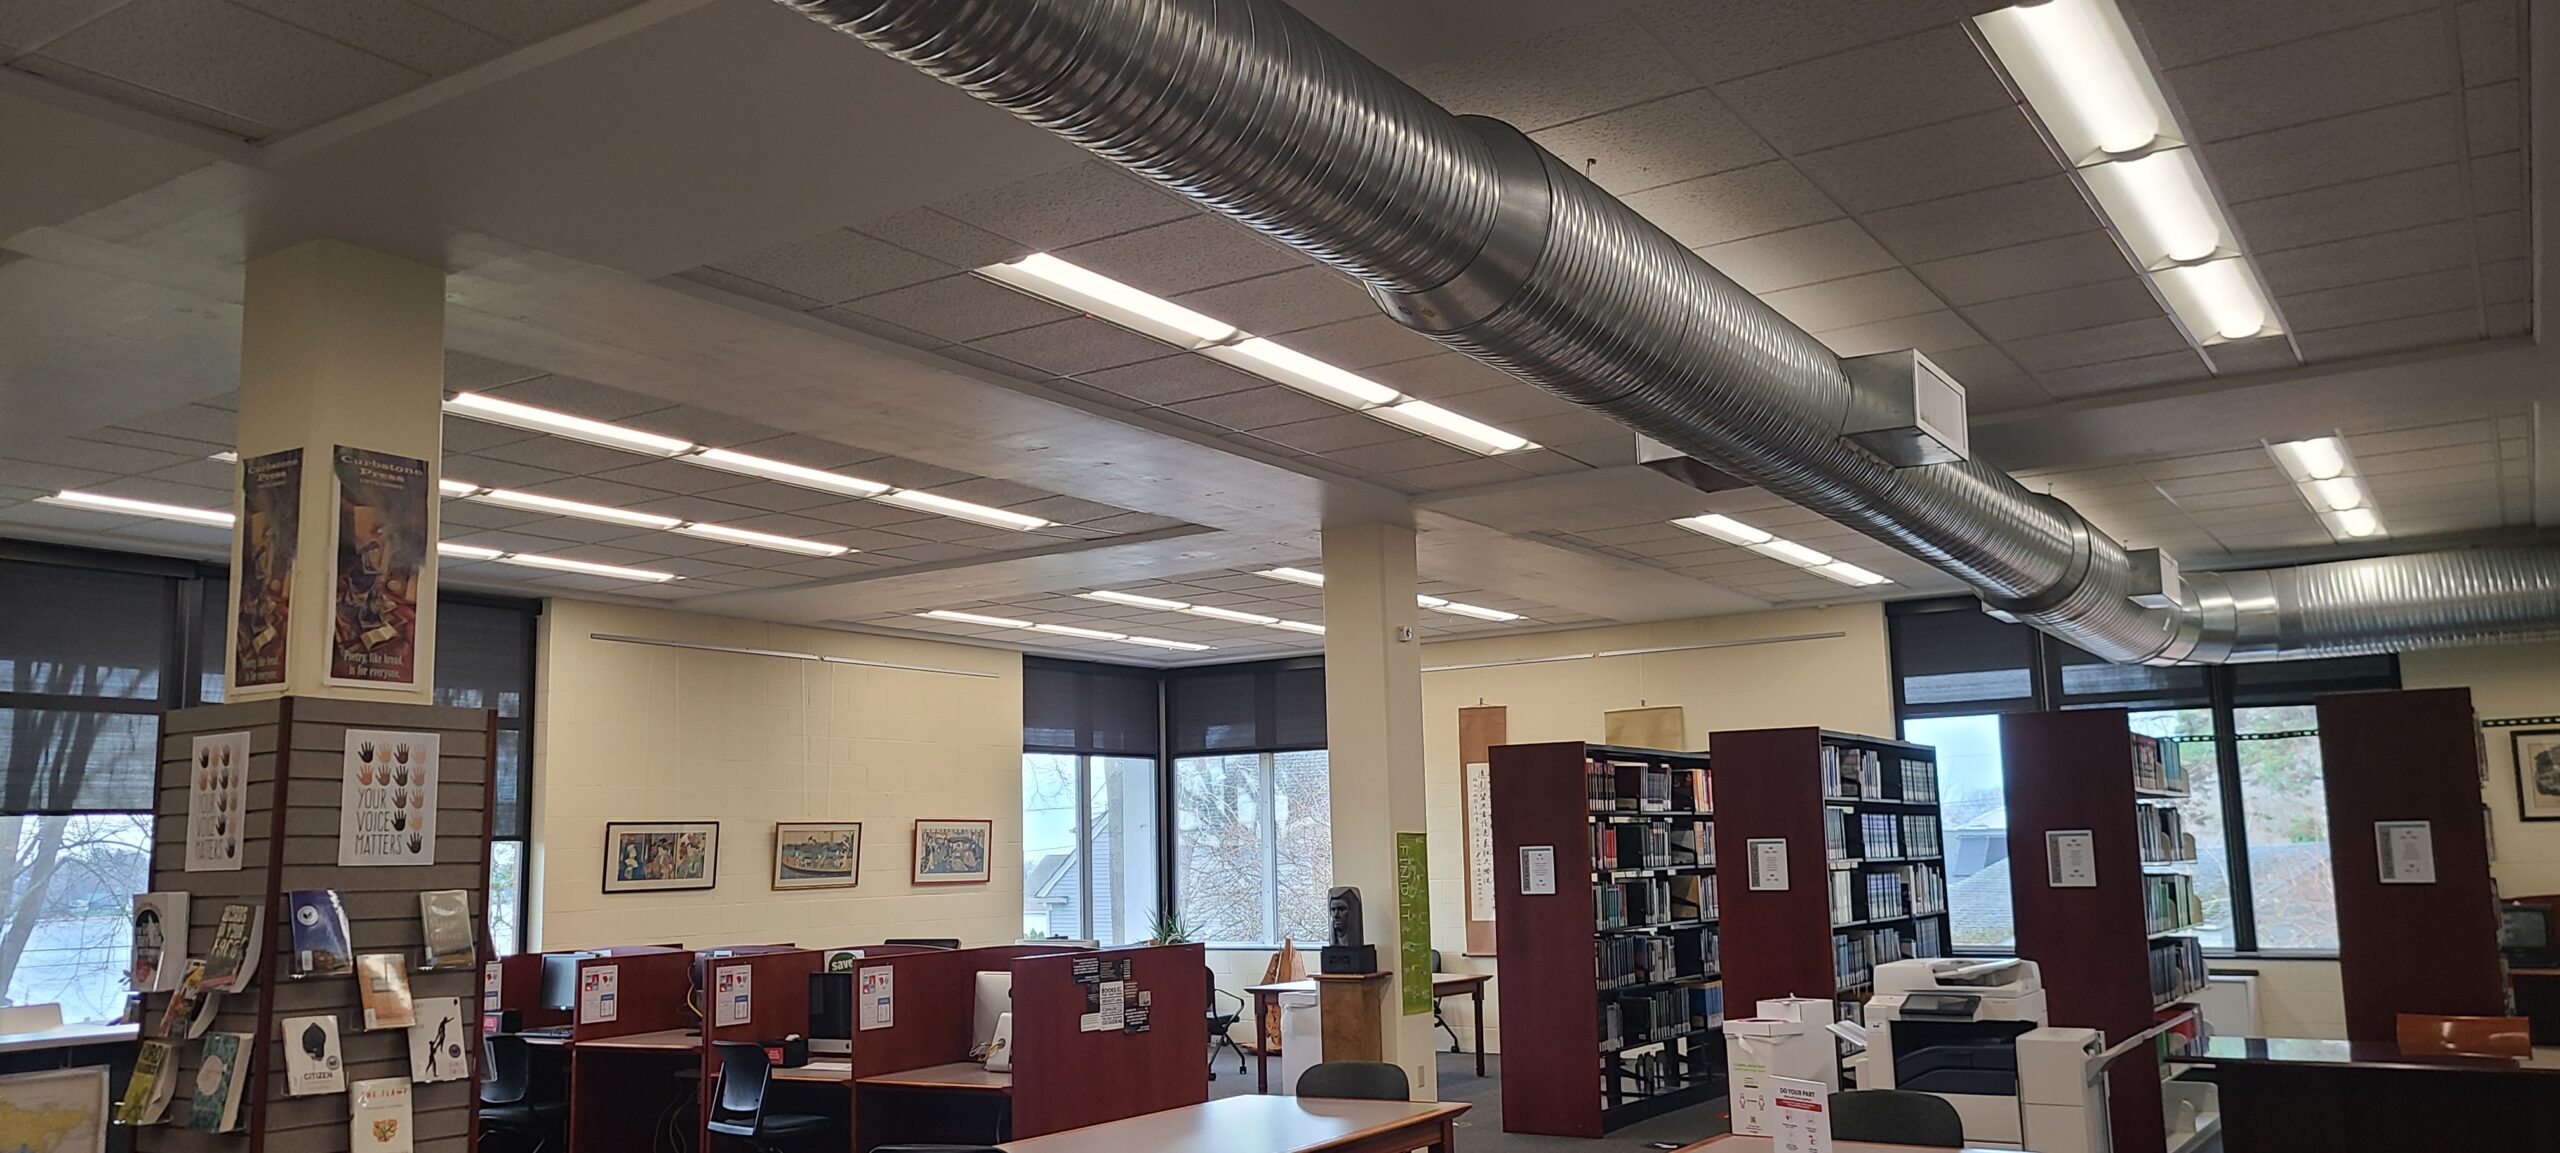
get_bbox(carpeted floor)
[1206,1048,1734,1153]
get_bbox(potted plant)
[1145,909,1193,946]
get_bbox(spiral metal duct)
[779,0,2560,663]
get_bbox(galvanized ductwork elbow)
[782,0,2560,664]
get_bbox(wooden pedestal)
[1315,972,1391,1063]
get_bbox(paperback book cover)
[114,1039,180,1124]
[357,953,416,1030]
[349,1077,415,1153]
[201,902,263,991]
[130,892,189,994]
[153,961,206,1038]
[282,1014,347,1096]
[406,997,469,1083]
[288,889,356,978]
[417,889,475,970]
[187,1031,252,1132]
[186,988,225,1039]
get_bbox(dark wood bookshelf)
[1489,741,1723,1137]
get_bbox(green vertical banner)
[1395,831,1432,1016]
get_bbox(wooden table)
[1679,1138,2025,1152]
[2166,1034,2560,1152]
[997,1095,1466,1153]
[856,1061,1013,1092]
[1247,974,1493,1092]
[773,1058,853,1084]
[855,1061,1014,1151]
[574,1027,701,1051]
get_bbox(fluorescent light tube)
[1752,539,1835,568]
[2332,507,2383,539]
[436,543,504,560]
[1031,622,1130,641]
[2081,149,2226,265]
[1813,561,1892,587]
[1261,567,1326,586]
[210,451,239,464]
[1269,620,1327,635]
[982,255,1239,347]
[922,610,1034,629]
[2310,477,2366,513]
[2154,258,2272,342]
[1672,513,1774,546]
[1123,636,1213,652]
[444,393,695,456]
[38,490,234,527]
[1184,605,1280,625]
[2269,437,2349,482]
[690,448,892,497]
[1204,338,1400,408]
[1415,595,1449,608]
[499,553,678,582]
[472,488,682,530]
[1371,400,1536,455]
[674,523,850,557]
[876,489,1050,530]
[1081,590,1192,611]
[439,478,483,497]
[1978,0,2164,158]
[1431,600,1524,622]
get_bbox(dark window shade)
[1892,605,2034,706]
[434,601,533,720]
[2055,641,2207,705]
[1024,658,1161,755]
[1169,659,1325,756]
[0,561,170,700]
[0,709,159,813]
[2230,654,2398,706]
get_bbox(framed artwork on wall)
[603,822,720,892]
[772,822,862,891]
[910,819,992,885]
[2513,729,2560,821]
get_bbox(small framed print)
[2513,729,2560,821]
[772,822,862,891]
[603,822,719,893]
[910,819,992,886]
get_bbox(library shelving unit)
[2311,687,2504,1041]
[1707,728,1946,1027]
[1489,741,1723,1138]
[1999,708,2171,1153]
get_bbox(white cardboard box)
[1725,1017,1839,1137]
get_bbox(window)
[1022,660,1161,945]
[432,599,539,955]
[1173,750,1331,946]
[1889,599,2392,954]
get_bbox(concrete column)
[229,240,445,704]
[1320,521,1435,1099]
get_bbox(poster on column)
[185,732,252,872]
[233,448,301,690]
[1396,831,1432,1016]
[339,730,438,866]
[327,446,430,687]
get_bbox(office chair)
[1428,949,1462,1053]
[1296,1060,1411,1101]
[1830,1089,1965,1148]
[1206,966,1248,1079]
[2396,1013,2532,1058]
[706,1041,835,1152]
[479,1035,563,1153]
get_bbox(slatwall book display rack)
[142,698,495,1153]
[1708,728,1946,1027]
[1489,742,1721,1138]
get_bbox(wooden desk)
[1247,974,1493,1091]
[997,1095,1465,1153]
[574,1027,700,1052]
[857,1061,1012,1092]
[1681,1138,2021,1152]
[2167,1034,2560,1152]
[855,1062,1013,1151]
[518,1032,572,1048]
[773,1058,852,1084]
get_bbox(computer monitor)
[2503,903,2557,967]
[809,973,853,1055]
[538,952,596,1012]
[972,972,1013,1048]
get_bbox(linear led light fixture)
[436,541,678,582]
[918,609,1211,652]
[976,255,1538,456]
[446,392,695,455]
[2268,436,2387,541]
[1252,567,1521,621]
[1976,0,2280,345]
[874,489,1050,530]
[1261,567,1325,587]
[210,451,239,464]
[39,490,235,527]
[691,448,892,498]
[441,479,851,557]
[1671,512,1895,587]
[1076,590,1324,637]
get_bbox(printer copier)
[1865,958,2112,1153]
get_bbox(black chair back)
[707,1041,773,1136]
[481,1034,531,1106]
[1831,1089,1965,1148]
[1430,949,1444,973]
[1296,1060,1410,1101]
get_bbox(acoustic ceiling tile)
[2037,350,2212,397]
[968,318,1175,377]
[229,0,507,76]
[1859,175,2099,264]
[1058,214,1305,297]
[1962,278,2165,342]
[2228,164,2467,253]
[2124,0,2433,70]
[2455,0,2522,84]
[1174,266,1377,337]
[853,208,1027,269]
[709,227,951,306]
[407,0,642,45]
[1711,25,2013,155]
[2253,220,2473,296]
[1912,230,2131,307]
[1077,356,1263,408]
[1368,353,1523,402]
[838,274,1073,345]
[35,0,427,135]
[1790,107,2057,214]
[1621,161,1846,249]
[2164,12,2449,142]
[2200,95,2460,204]
[1527,89,1774,196]
[1271,313,1445,370]
[936,161,1195,251]
[1692,219,1899,294]
[1254,414,1413,455]
[1167,386,1356,433]
[1759,268,1945,333]
[2294,308,2482,361]
[2205,336,2302,376]
[2003,316,2189,373]
[2278,268,2476,332]
[1629,0,1961,84]
[1400,16,1695,133]
[2464,80,2523,154]
[1815,310,1988,359]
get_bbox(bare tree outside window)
[1174,751,1333,947]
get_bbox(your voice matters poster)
[329,446,430,687]
[339,729,438,866]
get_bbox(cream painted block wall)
[2402,640,2560,896]
[532,599,1023,952]
[1414,604,1897,1054]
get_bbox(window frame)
[1887,597,2394,956]
[438,592,541,956]
[1169,745,1331,949]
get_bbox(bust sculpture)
[1319,885,1377,974]
[1327,886,1364,948]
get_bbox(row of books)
[134,888,476,994]
[1603,1042,1694,1099]
[1822,809,1945,861]
[121,997,464,1148]
[2137,804,2197,863]
[1895,756,1939,803]
[2132,734,2188,795]
[1898,815,1942,859]
[1834,926,1907,994]
[2149,934,2208,1007]
[1598,874,1718,929]
[1586,761,1710,813]
[1591,819,1716,871]
[2144,872,2203,935]
[1842,865,1948,922]
[1912,914,1947,958]
[1820,744,1885,799]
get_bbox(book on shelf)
[1824,807,1851,861]
[2149,934,2208,1006]
[2132,733,2190,794]
[153,960,208,1039]
[1834,926,1909,994]
[1821,744,1885,799]
[1611,762,1674,813]
[288,889,355,978]
[2137,804,2196,863]
[358,953,417,1030]
[130,892,188,994]
[1689,981,1725,1030]
[1912,916,1946,958]
[1671,767,1711,814]
[1586,760,1616,812]
[1667,819,1713,867]
[115,1039,181,1125]
[1899,814,1942,859]
[1829,870,1855,926]
[419,889,477,970]
[1861,812,1903,858]
[201,902,263,992]
[283,1014,347,1096]
[1896,755,1939,803]
[1668,874,1715,922]
[188,1031,253,1132]
[2142,872,2202,935]
[350,1077,415,1153]
[409,996,470,1083]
